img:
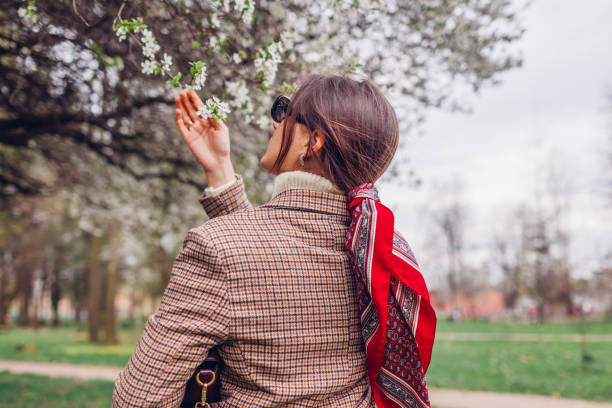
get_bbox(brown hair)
[270,72,399,192]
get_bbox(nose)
[273,120,279,130]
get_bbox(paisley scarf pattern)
[345,183,437,408]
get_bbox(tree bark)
[103,220,120,345]
[51,265,61,327]
[0,261,14,325]
[17,267,32,326]
[87,232,102,342]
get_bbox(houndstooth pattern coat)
[112,173,375,407]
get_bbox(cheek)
[261,134,277,163]
[268,128,283,152]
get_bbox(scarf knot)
[348,182,380,206]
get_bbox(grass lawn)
[0,371,114,407]
[436,319,612,334]
[1,320,611,402]
[0,324,141,367]
[427,338,612,402]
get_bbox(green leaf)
[171,72,182,87]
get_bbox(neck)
[271,170,343,199]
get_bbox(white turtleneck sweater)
[203,170,343,199]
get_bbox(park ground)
[0,319,611,407]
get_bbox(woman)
[112,73,436,408]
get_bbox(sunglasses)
[270,95,307,126]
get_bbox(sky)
[379,0,612,286]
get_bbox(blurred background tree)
[0,0,526,339]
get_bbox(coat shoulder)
[192,206,271,241]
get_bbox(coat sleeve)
[198,173,254,219]
[112,228,230,407]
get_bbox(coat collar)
[262,189,351,224]
[262,171,350,223]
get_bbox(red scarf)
[345,183,437,408]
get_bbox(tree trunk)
[87,233,102,342]
[74,299,82,325]
[17,267,32,326]
[103,221,120,345]
[0,264,10,326]
[51,265,61,327]
[0,252,19,326]
[537,301,545,325]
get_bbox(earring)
[298,153,305,166]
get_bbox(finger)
[188,91,208,127]
[176,94,193,124]
[176,92,195,123]
[188,90,204,110]
[175,109,189,136]
[181,91,198,123]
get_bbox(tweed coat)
[112,173,375,407]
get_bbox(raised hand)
[175,90,235,187]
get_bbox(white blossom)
[141,28,154,43]
[210,12,221,29]
[235,0,255,26]
[18,4,38,26]
[231,52,242,64]
[160,53,173,75]
[115,25,128,42]
[222,0,230,13]
[268,41,283,56]
[141,28,160,58]
[196,95,231,122]
[226,80,250,111]
[196,104,212,119]
[208,95,231,119]
[208,35,218,50]
[281,29,300,51]
[254,40,284,87]
[256,115,270,130]
[217,103,231,119]
[141,59,157,75]
[143,42,160,59]
[192,64,207,90]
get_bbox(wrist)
[205,159,235,188]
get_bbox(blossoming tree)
[1,0,526,338]
[3,0,526,198]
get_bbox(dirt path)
[0,359,121,381]
[1,360,611,408]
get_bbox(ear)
[308,129,325,154]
